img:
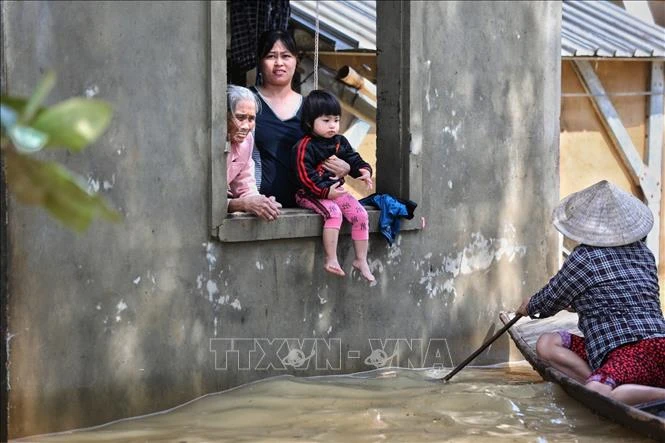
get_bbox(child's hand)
[358,168,373,190]
[328,182,348,199]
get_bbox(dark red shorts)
[559,331,665,388]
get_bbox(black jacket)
[291,134,372,199]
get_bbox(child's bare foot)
[352,260,375,282]
[324,261,346,277]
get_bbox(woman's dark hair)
[256,30,298,63]
[301,90,342,133]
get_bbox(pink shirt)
[227,132,259,200]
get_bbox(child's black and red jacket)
[291,134,372,199]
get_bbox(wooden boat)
[500,311,665,441]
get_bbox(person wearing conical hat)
[516,180,665,405]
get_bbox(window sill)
[216,207,422,242]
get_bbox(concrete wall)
[407,0,561,363]
[1,1,561,438]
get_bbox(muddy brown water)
[17,363,650,442]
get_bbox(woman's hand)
[323,155,351,179]
[516,297,531,317]
[328,182,348,199]
[247,195,281,221]
[358,168,373,190]
[229,195,281,221]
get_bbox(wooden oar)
[440,314,523,383]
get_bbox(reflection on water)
[19,364,649,442]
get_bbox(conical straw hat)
[552,180,653,247]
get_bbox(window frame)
[211,0,422,242]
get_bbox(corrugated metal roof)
[290,0,376,51]
[290,0,665,59]
[562,0,665,58]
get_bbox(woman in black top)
[251,30,350,207]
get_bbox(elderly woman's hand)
[516,297,531,317]
[246,195,281,221]
[229,195,281,221]
[322,155,351,179]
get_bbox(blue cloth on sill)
[359,193,417,246]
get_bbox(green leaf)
[31,98,112,152]
[5,149,122,232]
[5,148,47,205]
[21,70,56,123]
[9,125,49,153]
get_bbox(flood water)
[19,363,650,442]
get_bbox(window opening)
[215,0,421,242]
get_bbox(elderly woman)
[517,180,665,405]
[227,85,281,221]
[251,30,350,208]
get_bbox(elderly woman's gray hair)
[227,85,261,116]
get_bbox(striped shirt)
[527,241,665,370]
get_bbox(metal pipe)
[337,65,377,101]
[301,58,376,125]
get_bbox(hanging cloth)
[359,193,418,246]
[230,0,291,72]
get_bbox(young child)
[291,90,375,282]
[516,180,665,405]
